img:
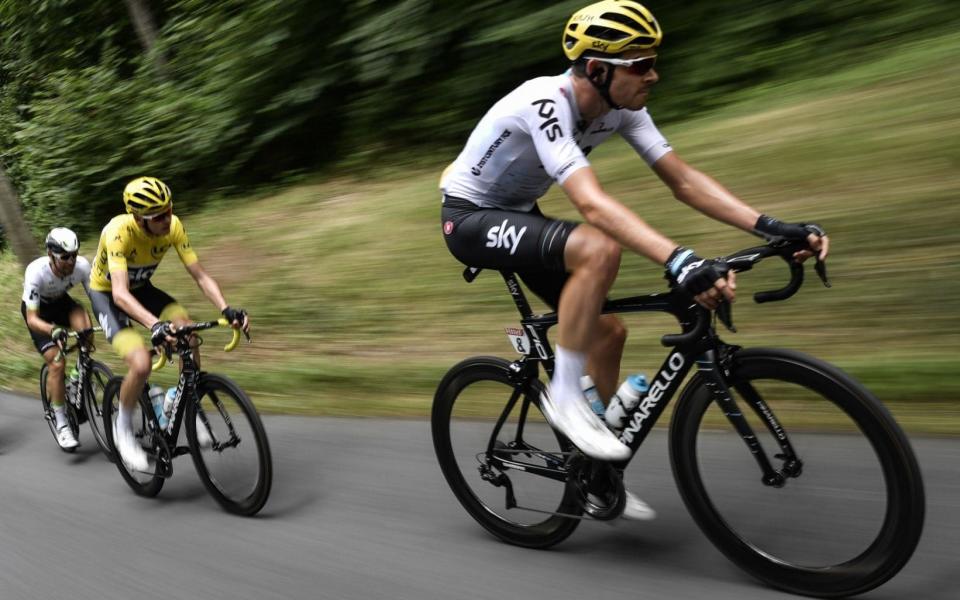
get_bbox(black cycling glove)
[150,321,174,347]
[664,247,731,296]
[753,215,826,243]
[221,306,246,325]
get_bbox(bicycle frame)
[484,263,805,489]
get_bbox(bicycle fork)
[697,349,802,487]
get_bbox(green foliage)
[0,0,956,240]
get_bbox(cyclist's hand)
[754,215,829,262]
[50,326,68,350]
[222,306,249,334]
[665,247,736,310]
[150,320,176,347]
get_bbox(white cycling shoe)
[622,491,657,521]
[539,390,631,462]
[56,425,79,451]
[116,424,149,472]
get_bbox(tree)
[0,165,37,266]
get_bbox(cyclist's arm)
[651,152,760,232]
[110,271,160,328]
[24,308,57,336]
[561,166,677,264]
[184,262,228,313]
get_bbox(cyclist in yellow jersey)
[87,176,250,472]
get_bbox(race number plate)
[504,326,531,355]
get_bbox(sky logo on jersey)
[486,219,527,255]
[531,99,563,142]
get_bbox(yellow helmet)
[123,176,172,216]
[563,1,662,61]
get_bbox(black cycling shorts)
[87,282,180,343]
[21,295,81,355]
[441,196,578,309]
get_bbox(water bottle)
[605,374,649,433]
[66,367,80,404]
[148,385,166,425]
[580,375,606,417]
[161,387,177,430]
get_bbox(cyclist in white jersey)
[21,228,94,451]
[440,1,829,519]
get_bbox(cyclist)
[87,176,250,472]
[21,227,93,451]
[440,1,828,518]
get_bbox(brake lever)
[814,258,831,288]
[716,301,737,333]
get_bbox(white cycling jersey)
[21,256,91,310]
[441,73,672,212]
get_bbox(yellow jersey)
[89,214,198,292]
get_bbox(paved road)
[1,390,957,600]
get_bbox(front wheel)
[82,360,115,459]
[102,377,166,497]
[670,347,925,598]
[432,356,582,549]
[187,373,272,516]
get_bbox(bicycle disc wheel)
[39,364,79,452]
[82,360,115,459]
[187,373,272,516]
[670,347,925,598]
[102,377,166,497]
[432,356,582,549]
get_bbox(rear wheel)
[432,356,582,548]
[670,348,925,598]
[102,377,166,497]
[187,373,272,516]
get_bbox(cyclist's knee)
[125,348,152,380]
[46,355,65,375]
[567,226,621,279]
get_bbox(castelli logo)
[443,221,454,235]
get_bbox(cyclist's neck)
[570,73,612,122]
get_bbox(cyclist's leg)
[515,268,626,401]
[22,300,70,408]
[442,199,629,459]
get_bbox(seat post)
[500,271,535,319]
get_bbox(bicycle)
[101,318,273,516]
[432,240,925,598]
[39,326,115,457]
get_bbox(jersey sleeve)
[75,257,92,291]
[22,262,41,310]
[170,217,199,266]
[524,94,590,185]
[618,108,673,166]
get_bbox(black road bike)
[102,319,272,516]
[432,241,925,598]
[39,326,114,457]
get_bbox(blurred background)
[0,0,957,430]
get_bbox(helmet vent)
[584,24,630,42]
[600,11,644,30]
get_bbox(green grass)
[2,31,958,432]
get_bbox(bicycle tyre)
[187,373,272,516]
[101,376,165,497]
[82,360,115,460]
[39,363,79,452]
[432,356,582,549]
[670,347,925,598]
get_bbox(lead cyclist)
[439,0,828,519]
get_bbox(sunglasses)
[592,54,657,76]
[142,208,173,222]
[52,251,78,261]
